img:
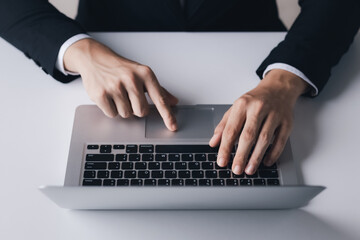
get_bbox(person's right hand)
[63,38,178,131]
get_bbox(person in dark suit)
[0,0,359,175]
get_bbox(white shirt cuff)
[263,63,319,96]
[55,33,92,76]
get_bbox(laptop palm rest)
[145,106,215,139]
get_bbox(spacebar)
[155,145,219,153]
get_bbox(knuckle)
[234,97,248,109]
[138,65,153,76]
[223,127,238,140]
[242,127,256,142]
[157,95,168,106]
[259,131,272,144]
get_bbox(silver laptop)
[39,104,324,209]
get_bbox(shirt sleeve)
[55,33,92,76]
[263,63,318,96]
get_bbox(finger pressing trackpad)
[145,106,214,139]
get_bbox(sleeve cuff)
[55,33,92,76]
[263,63,319,96]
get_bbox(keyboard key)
[215,164,227,170]
[113,144,125,149]
[116,154,127,161]
[219,170,231,178]
[158,179,170,186]
[175,162,187,169]
[185,179,198,186]
[202,162,214,169]
[131,179,143,186]
[100,145,112,153]
[142,154,154,161]
[144,179,157,186]
[83,179,102,186]
[135,162,147,169]
[155,154,167,161]
[126,145,138,153]
[148,162,160,169]
[169,154,180,161]
[86,154,114,161]
[267,179,280,186]
[85,162,107,169]
[258,163,277,170]
[188,162,200,169]
[207,154,217,161]
[121,162,133,169]
[259,170,278,178]
[240,179,252,186]
[162,162,174,169]
[165,170,177,178]
[179,170,191,178]
[117,179,129,186]
[83,171,96,178]
[213,179,225,186]
[192,170,204,178]
[232,172,245,178]
[226,179,239,186]
[97,170,109,178]
[87,145,99,150]
[156,145,219,153]
[253,179,266,186]
[195,154,207,161]
[103,179,116,186]
[246,172,258,178]
[199,179,211,186]
[129,154,140,161]
[111,171,123,178]
[172,179,184,186]
[124,170,136,178]
[205,170,217,178]
[139,145,154,153]
[108,162,120,169]
[138,170,150,178]
[151,170,164,178]
[182,154,193,161]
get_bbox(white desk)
[0,32,359,240]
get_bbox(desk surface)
[0,32,359,240]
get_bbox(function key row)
[86,153,224,162]
[87,144,235,154]
[83,178,279,186]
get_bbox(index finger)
[144,76,177,131]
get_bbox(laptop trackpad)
[145,107,214,139]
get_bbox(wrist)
[63,38,97,74]
[260,69,310,99]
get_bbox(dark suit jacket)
[0,0,359,95]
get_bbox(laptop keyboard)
[82,144,280,186]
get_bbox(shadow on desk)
[292,33,360,166]
[69,209,357,240]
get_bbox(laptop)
[39,104,324,209]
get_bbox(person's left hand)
[209,69,309,175]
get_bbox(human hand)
[63,38,178,131]
[209,69,309,175]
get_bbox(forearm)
[0,0,86,82]
[257,0,360,95]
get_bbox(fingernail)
[233,165,241,175]
[217,157,226,167]
[245,165,254,175]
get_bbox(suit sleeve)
[256,0,360,96]
[0,0,86,83]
